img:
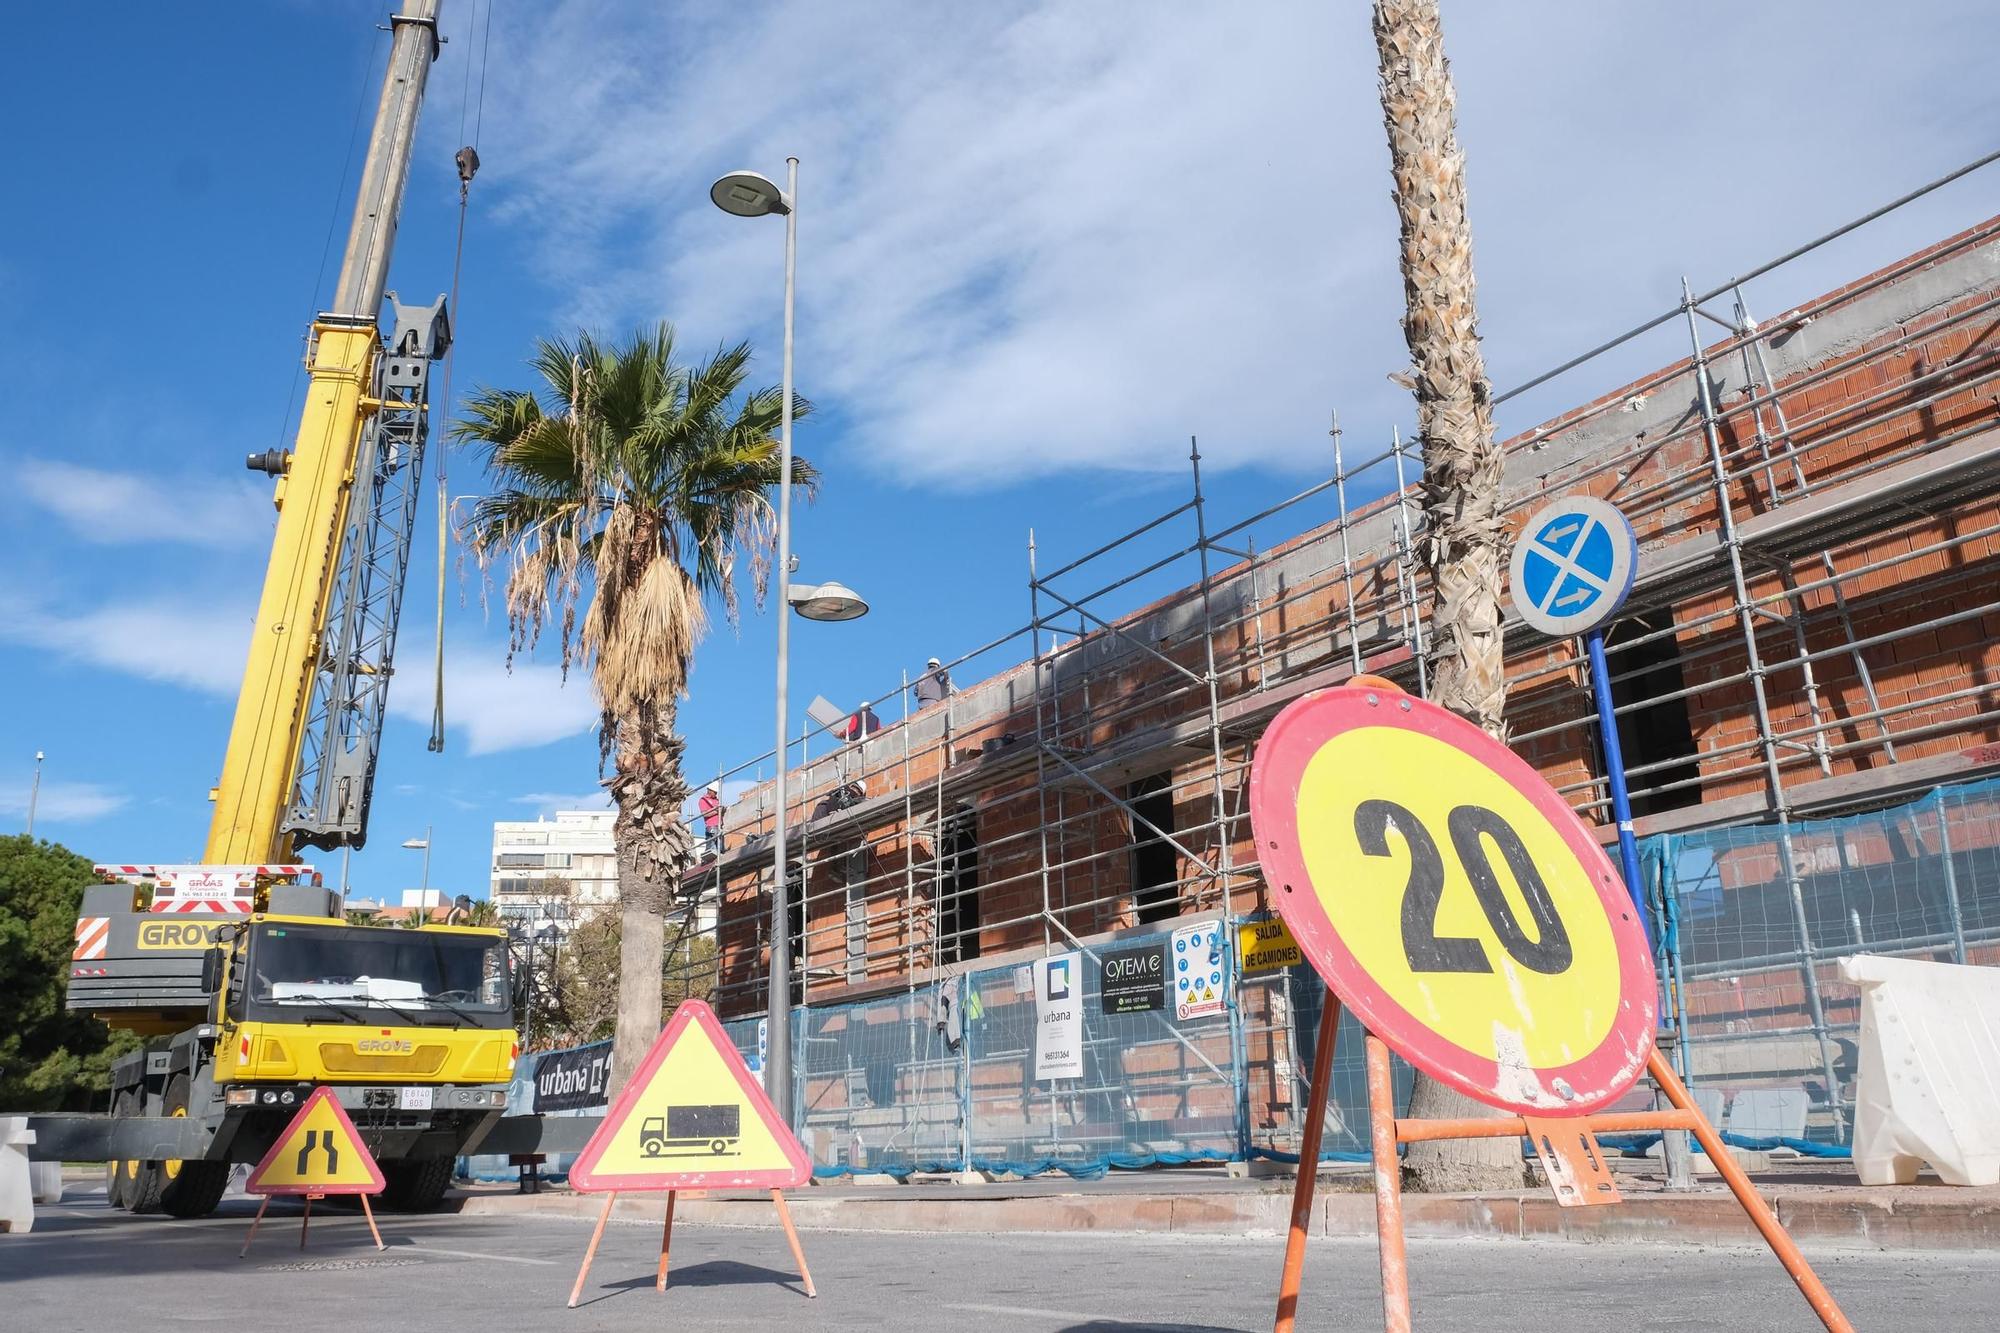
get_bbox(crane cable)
[428,0,493,753]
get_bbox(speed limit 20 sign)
[1249,686,1655,1114]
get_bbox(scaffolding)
[664,157,2000,1164]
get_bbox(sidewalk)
[453,1161,2000,1251]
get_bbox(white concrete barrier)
[0,1116,35,1233]
[30,1162,63,1206]
[1843,953,2000,1186]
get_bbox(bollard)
[0,1116,36,1234]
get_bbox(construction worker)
[842,700,882,742]
[913,656,955,708]
[697,780,722,860]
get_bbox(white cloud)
[401,652,600,756]
[0,588,597,758]
[472,0,1997,487]
[0,778,128,824]
[0,594,254,695]
[13,458,273,547]
[511,791,614,816]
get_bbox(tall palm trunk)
[607,706,695,1094]
[1374,0,1524,1192]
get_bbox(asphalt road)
[4,1189,1995,1331]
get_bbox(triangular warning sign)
[570,998,810,1192]
[244,1088,386,1196]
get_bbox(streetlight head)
[401,838,429,850]
[710,170,790,218]
[787,580,869,622]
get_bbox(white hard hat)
[706,779,720,791]
[927,656,941,667]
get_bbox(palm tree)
[1374,0,1522,1191]
[457,324,809,1094]
[458,899,503,928]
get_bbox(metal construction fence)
[1652,774,2000,1147]
[486,776,2000,1181]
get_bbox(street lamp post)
[403,826,432,899]
[26,750,44,839]
[711,160,870,1124]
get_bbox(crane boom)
[204,0,446,864]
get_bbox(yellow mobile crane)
[54,0,519,1218]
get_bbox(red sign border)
[1248,687,1657,1115]
[568,998,810,1192]
[243,1086,386,1196]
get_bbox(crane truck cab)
[73,866,517,1217]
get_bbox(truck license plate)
[398,1087,433,1111]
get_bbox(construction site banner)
[533,1040,612,1113]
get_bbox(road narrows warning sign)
[568,998,810,1192]
[244,1088,385,1196]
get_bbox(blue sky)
[2,1,1994,900]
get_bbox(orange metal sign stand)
[1270,1008,1854,1333]
[565,1187,815,1308]
[238,1190,384,1259]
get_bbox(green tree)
[459,325,807,1093]
[532,905,718,1051]
[459,898,503,928]
[0,836,139,1111]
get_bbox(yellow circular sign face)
[1250,687,1656,1114]
[1296,726,1619,1070]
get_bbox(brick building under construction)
[683,200,2000,1174]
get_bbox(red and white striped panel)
[150,897,255,915]
[73,917,110,959]
[93,863,315,884]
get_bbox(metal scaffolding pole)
[1190,439,1236,910]
[1733,288,1900,766]
[1682,278,1848,1137]
[1329,413,1366,675]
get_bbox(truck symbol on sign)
[639,1104,741,1157]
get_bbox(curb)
[455,1185,2000,1251]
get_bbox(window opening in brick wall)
[940,805,981,963]
[1128,773,1180,924]
[1602,613,1702,817]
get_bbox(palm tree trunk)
[1374,0,1525,1193]
[607,705,696,1095]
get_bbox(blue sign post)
[1509,496,1649,946]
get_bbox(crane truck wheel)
[379,1156,453,1212]
[107,1090,142,1211]
[127,1126,169,1214]
[158,1076,230,1219]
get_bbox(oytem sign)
[1248,686,1656,1114]
[1099,942,1167,1014]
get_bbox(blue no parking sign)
[1508,493,1653,947]
[1508,496,1638,637]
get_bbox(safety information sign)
[1171,922,1226,1021]
[1098,942,1167,1014]
[244,1088,385,1196]
[568,998,810,1192]
[1237,916,1304,974]
[1248,687,1656,1114]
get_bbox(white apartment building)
[489,807,719,937]
[490,809,617,930]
